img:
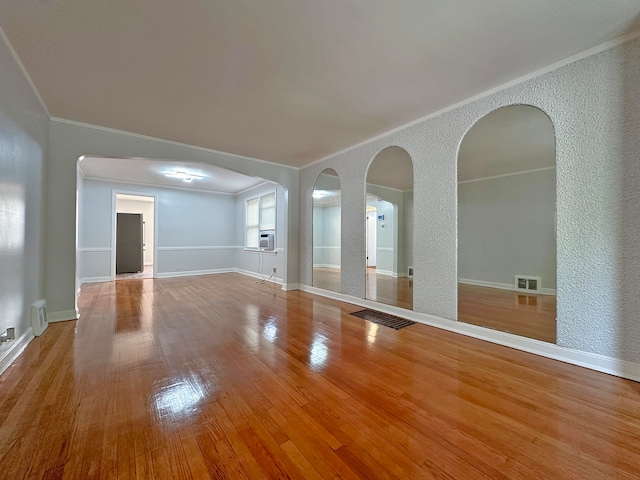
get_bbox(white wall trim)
[0,327,35,377]
[298,284,640,383]
[282,283,299,291]
[157,245,242,251]
[52,117,298,170]
[242,248,282,256]
[48,310,78,322]
[235,268,283,285]
[304,29,640,169]
[376,247,394,252]
[80,276,112,285]
[458,166,556,185]
[313,264,341,269]
[458,277,556,296]
[78,247,112,252]
[313,246,341,250]
[0,27,51,118]
[85,175,239,196]
[375,269,393,276]
[156,268,235,278]
[236,181,271,196]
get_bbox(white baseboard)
[458,277,556,296]
[282,283,299,291]
[298,284,640,383]
[375,269,393,276]
[48,309,78,322]
[313,264,341,269]
[156,268,234,278]
[0,327,35,376]
[80,276,111,285]
[235,268,283,285]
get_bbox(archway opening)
[457,105,557,343]
[312,169,341,292]
[365,147,413,310]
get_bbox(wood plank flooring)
[458,283,556,343]
[0,273,638,479]
[313,268,555,343]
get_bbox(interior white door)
[367,211,377,267]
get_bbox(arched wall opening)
[457,104,557,343]
[365,146,414,310]
[311,168,341,292]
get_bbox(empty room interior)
[1,2,640,478]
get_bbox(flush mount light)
[164,170,204,183]
[312,190,326,199]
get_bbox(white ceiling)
[80,157,266,194]
[2,1,639,168]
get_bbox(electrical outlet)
[273,267,276,273]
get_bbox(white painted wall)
[403,190,414,275]
[234,183,286,281]
[116,197,154,265]
[78,179,238,281]
[0,31,49,347]
[313,203,341,268]
[366,198,395,275]
[46,120,298,318]
[299,36,640,364]
[458,169,557,290]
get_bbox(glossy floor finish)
[313,267,413,310]
[1,274,639,479]
[458,284,557,343]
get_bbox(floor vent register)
[350,309,415,330]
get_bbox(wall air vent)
[515,275,541,293]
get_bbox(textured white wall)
[458,169,557,289]
[299,36,640,363]
[0,32,48,341]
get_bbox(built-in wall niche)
[312,169,341,292]
[457,104,557,343]
[365,146,413,310]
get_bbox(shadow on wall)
[618,16,640,363]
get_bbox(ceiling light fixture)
[164,170,204,183]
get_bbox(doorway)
[114,193,155,280]
[457,105,557,343]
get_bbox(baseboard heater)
[31,299,48,336]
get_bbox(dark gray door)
[116,213,144,274]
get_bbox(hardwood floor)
[365,267,413,310]
[458,284,557,343]
[313,267,413,310]
[314,269,556,343]
[312,266,341,292]
[1,273,639,479]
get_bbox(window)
[245,191,276,248]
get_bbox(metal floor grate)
[350,309,415,330]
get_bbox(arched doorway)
[457,105,557,342]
